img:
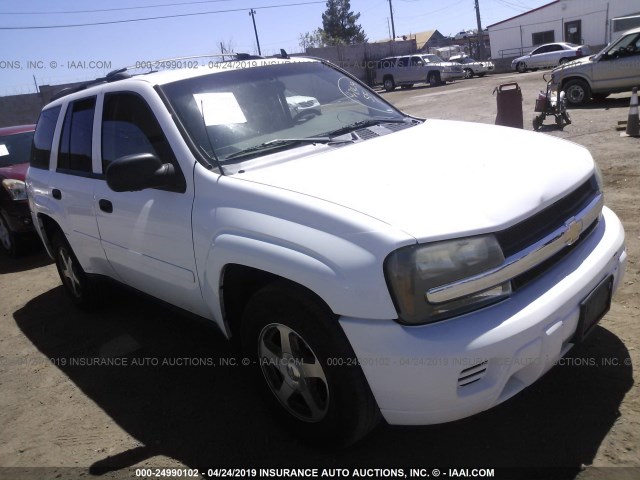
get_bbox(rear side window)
[31,106,61,169]
[101,92,177,172]
[57,97,96,174]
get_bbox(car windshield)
[421,55,445,63]
[162,61,406,163]
[0,131,34,167]
[601,32,640,60]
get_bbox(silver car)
[512,42,590,73]
[375,54,464,91]
[551,27,640,105]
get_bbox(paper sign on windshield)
[0,144,9,157]
[193,92,247,126]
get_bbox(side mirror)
[106,153,176,192]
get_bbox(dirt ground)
[0,71,638,480]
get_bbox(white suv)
[27,56,626,446]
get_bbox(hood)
[553,55,592,72]
[237,120,595,242]
[0,162,28,181]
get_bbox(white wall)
[488,0,640,59]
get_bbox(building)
[487,0,640,59]
[404,30,449,52]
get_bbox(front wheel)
[516,62,527,73]
[563,79,590,106]
[463,68,473,79]
[0,213,18,256]
[241,283,379,447]
[383,77,395,92]
[427,72,441,87]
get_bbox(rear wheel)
[241,283,379,447]
[563,79,590,106]
[52,232,103,309]
[383,77,396,92]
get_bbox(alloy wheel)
[258,323,329,422]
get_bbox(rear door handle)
[52,189,62,200]
[99,199,113,213]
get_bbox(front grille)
[496,175,599,258]
[496,175,600,291]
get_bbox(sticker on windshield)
[193,92,247,126]
[0,144,9,157]
[337,77,394,114]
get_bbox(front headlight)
[2,179,27,201]
[384,235,512,325]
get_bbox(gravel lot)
[0,70,638,480]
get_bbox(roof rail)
[48,53,268,102]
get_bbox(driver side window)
[101,92,177,173]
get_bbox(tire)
[383,77,395,92]
[241,282,380,447]
[563,79,591,106]
[0,213,18,257]
[556,115,564,129]
[52,231,103,309]
[559,58,570,65]
[427,71,441,87]
[516,62,527,73]
[463,68,473,79]
[532,116,542,131]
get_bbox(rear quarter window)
[31,106,61,169]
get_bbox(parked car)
[285,91,321,120]
[454,30,475,40]
[551,26,640,105]
[512,42,590,73]
[0,124,36,256]
[449,55,494,78]
[27,56,626,446]
[375,54,464,91]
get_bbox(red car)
[0,124,37,255]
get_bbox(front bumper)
[339,207,626,425]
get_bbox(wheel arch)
[220,264,334,342]
[201,233,398,339]
[559,74,592,91]
[35,213,64,259]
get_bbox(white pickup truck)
[27,56,626,446]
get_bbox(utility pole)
[388,0,396,41]
[474,0,484,59]
[249,9,262,56]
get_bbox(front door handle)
[99,199,113,213]
[52,189,62,200]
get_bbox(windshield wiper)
[323,118,411,138]
[224,137,352,161]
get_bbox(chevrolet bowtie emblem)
[564,218,583,246]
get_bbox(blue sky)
[0,0,550,95]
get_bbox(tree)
[320,0,366,46]
[298,29,326,51]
